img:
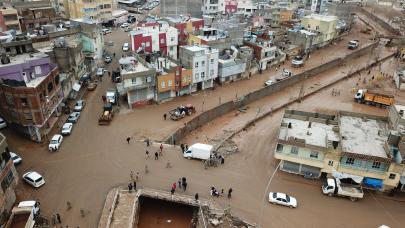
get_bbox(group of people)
[171,177,188,194]
[128,171,140,192]
[180,143,189,153]
[210,186,232,198]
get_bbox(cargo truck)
[354,89,394,108]
[322,178,364,201]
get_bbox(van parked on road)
[183,143,213,160]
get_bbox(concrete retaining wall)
[164,42,379,144]
[357,7,401,36]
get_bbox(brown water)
[137,197,196,228]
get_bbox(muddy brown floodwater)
[137,197,196,228]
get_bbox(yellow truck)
[98,103,114,125]
[354,89,394,108]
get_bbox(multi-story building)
[116,56,157,108]
[179,45,219,91]
[160,0,202,18]
[0,6,21,32]
[163,17,204,46]
[56,0,70,18]
[217,46,248,84]
[275,110,404,192]
[288,14,338,54]
[0,133,18,225]
[202,0,225,15]
[188,27,231,52]
[67,0,113,20]
[309,0,328,14]
[0,51,62,142]
[224,0,238,14]
[130,21,178,59]
[236,0,257,16]
[243,37,285,70]
[13,0,60,33]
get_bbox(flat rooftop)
[278,118,340,148]
[4,52,49,67]
[304,14,337,22]
[340,115,388,158]
[119,57,151,75]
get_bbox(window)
[345,157,355,165]
[372,161,381,169]
[210,69,214,76]
[210,58,214,64]
[47,82,53,93]
[146,42,150,47]
[170,46,174,51]
[328,160,334,166]
[202,61,205,67]
[176,69,180,75]
[389,173,396,179]
[146,77,152,83]
[194,73,199,80]
[161,81,166,88]
[35,66,42,75]
[171,37,174,42]
[168,80,172,87]
[201,72,205,78]
[290,146,298,155]
[1,171,14,192]
[132,78,137,84]
[195,62,199,68]
[161,39,165,44]
[20,97,28,107]
[276,144,283,152]
[310,151,318,159]
[5,94,14,106]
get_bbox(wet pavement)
[0,11,404,228]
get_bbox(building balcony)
[338,163,386,180]
[275,151,324,169]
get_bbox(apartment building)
[202,0,225,15]
[188,27,231,53]
[0,133,18,225]
[130,21,178,59]
[275,110,404,192]
[179,45,219,91]
[0,6,21,32]
[243,37,285,70]
[67,0,113,20]
[217,46,249,84]
[163,17,204,46]
[116,56,156,108]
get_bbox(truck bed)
[339,185,364,198]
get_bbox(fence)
[164,41,380,144]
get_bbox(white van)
[183,143,213,160]
[122,43,129,51]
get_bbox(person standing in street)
[180,143,185,152]
[154,152,159,160]
[56,213,61,223]
[146,138,150,147]
[126,137,131,144]
[133,180,137,190]
[183,181,187,191]
[146,150,150,159]
[228,188,233,198]
[178,178,181,189]
[164,113,167,120]
[159,144,163,156]
[171,187,175,195]
[195,193,199,201]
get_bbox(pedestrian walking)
[146,138,150,147]
[195,193,199,201]
[178,178,181,188]
[172,182,177,190]
[182,177,186,186]
[171,187,175,195]
[163,113,167,120]
[154,152,159,160]
[133,181,137,190]
[228,188,233,198]
[146,150,150,159]
[159,144,163,156]
[128,183,133,192]
[183,181,187,191]
[56,213,61,223]
[113,52,116,58]
[108,71,111,77]
[126,137,131,144]
[180,143,185,152]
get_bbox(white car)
[102,28,111,35]
[120,23,129,28]
[268,192,297,208]
[61,123,73,135]
[282,69,292,77]
[49,134,63,151]
[122,43,129,51]
[291,56,304,67]
[0,117,6,129]
[96,68,105,77]
[10,152,22,165]
[264,80,274,86]
[22,171,45,188]
[74,100,85,112]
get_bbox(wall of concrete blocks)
[164,42,380,144]
[357,7,401,36]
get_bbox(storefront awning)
[72,83,81,92]
[363,177,383,189]
[332,170,364,184]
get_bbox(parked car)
[48,134,63,151]
[122,43,129,51]
[0,117,6,129]
[264,80,274,86]
[67,112,81,123]
[10,152,22,165]
[87,82,98,91]
[282,69,293,77]
[291,56,304,67]
[102,28,111,35]
[74,100,85,112]
[22,171,45,188]
[348,40,359,50]
[268,192,297,208]
[120,22,129,28]
[104,55,112,63]
[61,123,73,135]
[96,68,105,77]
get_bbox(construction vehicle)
[98,103,114,125]
[322,178,364,201]
[169,104,196,121]
[354,89,394,108]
